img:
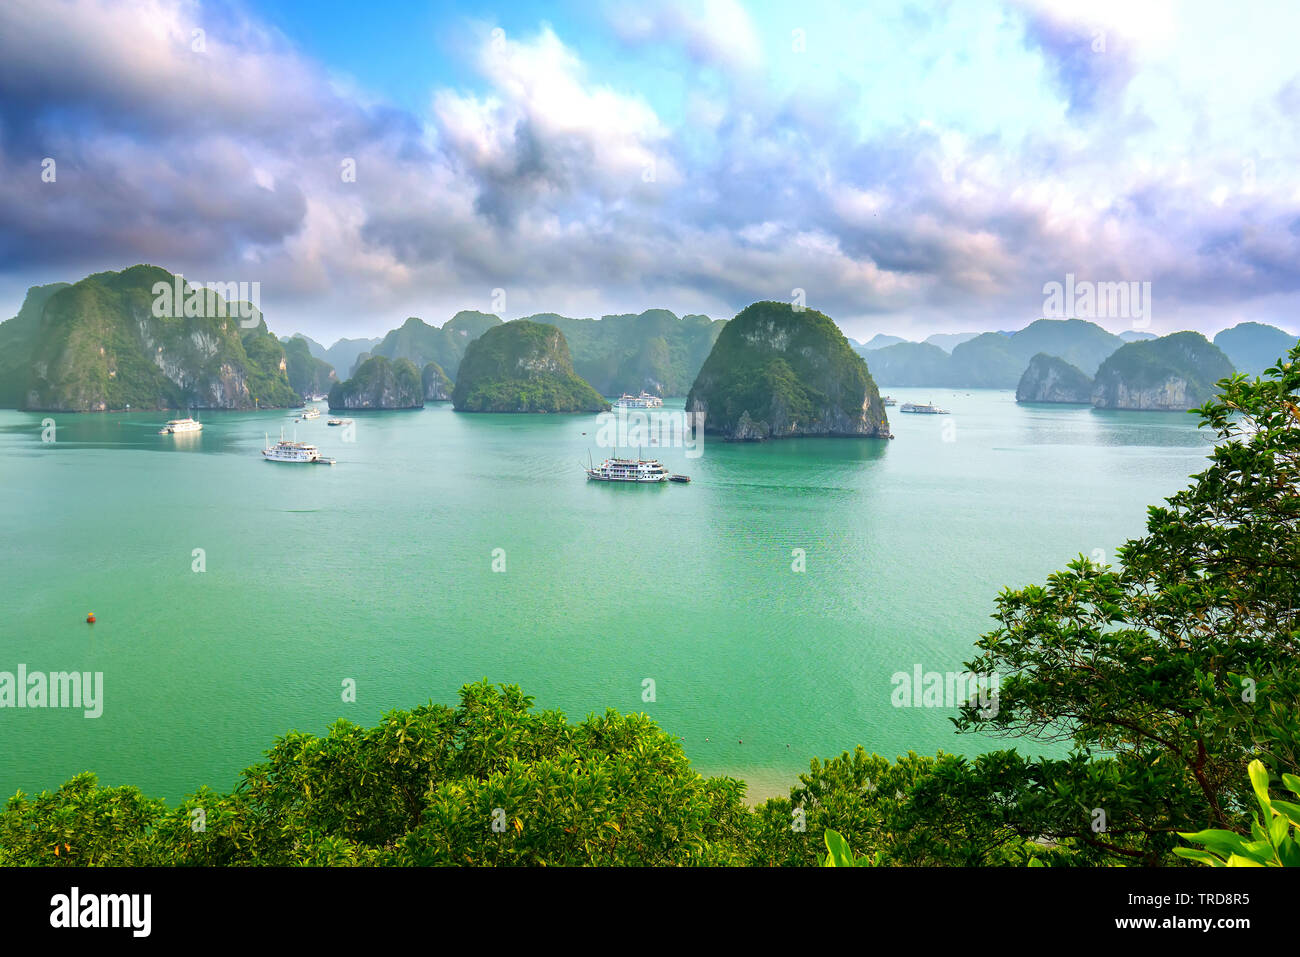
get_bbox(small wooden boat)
[669,474,691,483]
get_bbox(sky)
[2,0,1299,344]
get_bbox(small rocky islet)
[685,301,891,441]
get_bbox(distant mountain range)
[1,266,1294,414]
[1212,321,1299,376]
[281,336,336,396]
[859,319,1127,388]
[858,331,981,353]
[285,335,380,380]
[299,308,724,399]
[855,318,1296,397]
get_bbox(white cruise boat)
[297,406,321,420]
[899,401,949,414]
[614,391,664,410]
[262,438,332,464]
[159,417,202,434]
[585,457,669,483]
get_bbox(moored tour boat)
[159,417,202,434]
[262,437,333,464]
[585,456,669,483]
[614,391,664,410]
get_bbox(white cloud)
[610,0,763,72]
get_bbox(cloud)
[1,0,1300,341]
[432,26,672,226]
[610,0,763,73]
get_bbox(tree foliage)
[954,344,1300,863]
[0,682,749,866]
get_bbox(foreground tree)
[954,344,1300,863]
[0,681,752,866]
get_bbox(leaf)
[1225,853,1265,867]
[1178,828,1253,857]
[823,829,852,867]
[1172,848,1225,867]
[1271,799,1300,828]
[1248,760,1273,821]
[1283,773,1300,798]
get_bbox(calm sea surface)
[0,390,1216,802]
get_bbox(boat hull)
[585,473,667,483]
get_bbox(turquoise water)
[0,391,1215,802]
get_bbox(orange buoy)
[86,613,95,624]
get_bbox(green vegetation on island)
[686,301,889,440]
[361,308,723,398]
[365,312,503,380]
[17,265,298,411]
[282,335,337,396]
[327,355,424,410]
[1092,331,1235,410]
[0,282,69,407]
[451,320,609,413]
[526,309,723,397]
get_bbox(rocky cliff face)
[1091,332,1235,411]
[20,265,298,411]
[686,301,889,441]
[328,355,424,410]
[422,362,452,400]
[1092,378,1197,410]
[1016,353,1093,404]
[451,320,608,413]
